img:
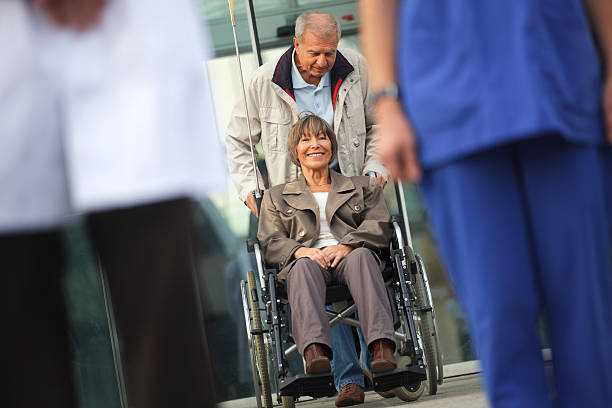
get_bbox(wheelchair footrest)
[279,373,336,398]
[372,365,427,392]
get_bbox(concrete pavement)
[219,373,488,408]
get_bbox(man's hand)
[321,244,353,268]
[376,98,421,182]
[363,171,386,187]
[245,190,259,217]
[245,188,266,217]
[603,75,612,144]
[31,0,106,31]
[294,247,330,269]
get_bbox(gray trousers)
[285,247,395,356]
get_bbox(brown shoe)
[304,343,331,374]
[370,339,397,374]
[335,383,364,407]
[363,368,395,398]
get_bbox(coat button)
[353,139,360,147]
[354,205,361,211]
[287,209,293,213]
[299,230,305,237]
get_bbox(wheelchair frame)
[241,181,444,408]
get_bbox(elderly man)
[226,12,388,407]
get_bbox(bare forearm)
[359,0,400,89]
[583,0,612,73]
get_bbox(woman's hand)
[322,244,353,268]
[294,247,331,269]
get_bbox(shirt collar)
[292,49,330,90]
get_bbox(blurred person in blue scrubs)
[360,1,612,407]
[0,0,224,407]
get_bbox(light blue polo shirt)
[397,0,604,168]
[292,50,334,128]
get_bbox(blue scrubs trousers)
[420,136,612,408]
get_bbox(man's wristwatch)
[371,85,399,104]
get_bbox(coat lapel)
[281,175,317,212]
[326,171,355,223]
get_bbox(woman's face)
[296,131,332,171]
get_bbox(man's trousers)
[421,136,612,408]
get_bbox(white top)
[312,192,339,249]
[0,0,226,232]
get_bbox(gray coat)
[257,171,391,280]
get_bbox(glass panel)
[64,221,122,407]
[196,0,288,20]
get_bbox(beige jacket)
[226,46,386,202]
[257,171,391,280]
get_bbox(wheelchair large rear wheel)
[414,256,440,395]
[247,270,273,408]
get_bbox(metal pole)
[98,260,129,408]
[244,0,263,67]
[227,0,262,199]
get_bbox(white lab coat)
[0,0,225,233]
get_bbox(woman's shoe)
[304,343,331,374]
[370,339,397,373]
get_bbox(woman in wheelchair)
[258,114,397,378]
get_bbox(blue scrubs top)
[397,0,605,168]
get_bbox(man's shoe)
[335,383,365,407]
[304,343,331,374]
[363,369,395,398]
[370,339,397,373]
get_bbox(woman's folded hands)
[294,244,353,269]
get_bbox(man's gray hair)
[294,12,341,43]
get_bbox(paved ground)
[220,374,489,408]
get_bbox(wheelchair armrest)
[246,238,258,253]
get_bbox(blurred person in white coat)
[0,0,225,407]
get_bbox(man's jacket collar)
[272,45,355,110]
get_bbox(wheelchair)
[240,182,444,407]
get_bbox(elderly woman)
[258,114,396,378]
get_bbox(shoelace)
[342,383,359,393]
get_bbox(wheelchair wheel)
[393,356,426,401]
[414,258,439,395]
[247,270,273,408]
[281,396,295,408]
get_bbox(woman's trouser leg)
[87,198,216,408]
[333,248,395,347]
[285,258,332,355]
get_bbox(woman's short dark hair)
[287,114,338,166]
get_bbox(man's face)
[293,30,338,84]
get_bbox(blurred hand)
[31,0,106,31]
[603,75,612,144]
[376,98,421,182]
[294,247,330,269]
[363,171,386,188]
[322,244,353,268]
